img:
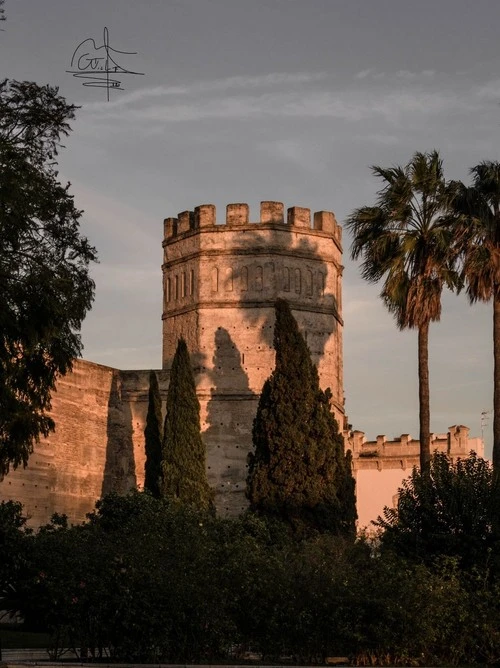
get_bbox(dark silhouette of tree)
[144,371,163,498]
[247,299,356,537]
[451,161,500,476]
[376,452,498,568]
[0,80,97,475]
[161,339,213,512]
[346,151,459,473]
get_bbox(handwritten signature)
[67,27,144,101]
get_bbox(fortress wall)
[0,197,487,527]
[0,361,168,527]
[0,360,116,526]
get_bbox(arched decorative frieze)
[306,269,313,296]
[294,268,301,294]
[283,266,290,292]
[317,271,325,297]
[240,266,248,291]
[255,265,263,291]
[264,262,275,290]
[211,267,218,293]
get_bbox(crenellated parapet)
[163,201,342,246]
[349,425,484,472]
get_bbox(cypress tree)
[161,338,214,512]
[144,370,163,498]
[247,299,356,536]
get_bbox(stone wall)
[0,360,168,527]
[1,198,483,530]
[162,201,344,513]
[0,362,485,529]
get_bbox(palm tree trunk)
[418,321,431,474]
[493,288,500,478]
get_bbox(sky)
[1,0,498,454]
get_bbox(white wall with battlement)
[349,426,485,529]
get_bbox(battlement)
[349,425,484,472]
[163,201,342,243]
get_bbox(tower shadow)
[204,328,257,514]
[101,371,137,497]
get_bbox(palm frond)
[347,150,459,330]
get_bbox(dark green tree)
[0,500,31,613]
[144,370,163,497]
[247,299,356,536]
[161,339,213,512]
[0,80,97,475]
[375,451,498,567]
[346,151,459,473]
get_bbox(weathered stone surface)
[162,201,344,515]
[0,200,345,524]
[0,361,168,526]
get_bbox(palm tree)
[452,161,500,474]
[346,151,459,473]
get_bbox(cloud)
[356,69,373,79]
[77,68,493,133]
[80,71,329,112]
[476,78,500,99]
[356,68,436,81]
[395,69,435,80]
[80,88,470,126]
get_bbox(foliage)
[144,370,163,497]
[247,298,356,537]
[0,79,97,475]
[0,500,32,617]
[375,451,498,567]
[6,490,500,665]
[346,151,459,472]
[450,161,500,474]
[19,493,236,661]
[161,338,213,512]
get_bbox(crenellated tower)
[162,201,344,514]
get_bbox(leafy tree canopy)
[375,451,499,568]
[0,79,97,475]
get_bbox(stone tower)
[162,201,344,514]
